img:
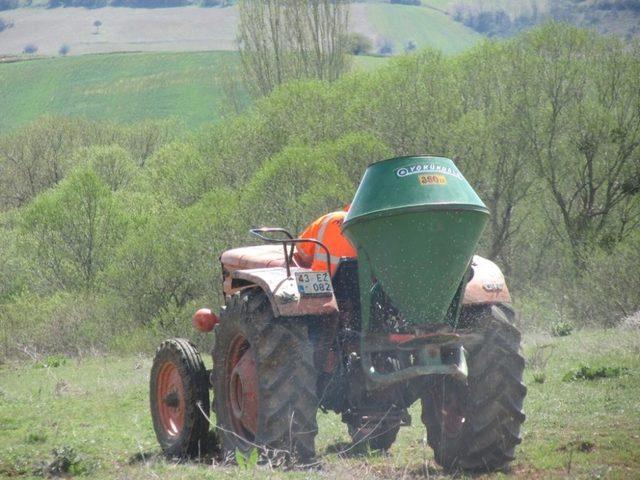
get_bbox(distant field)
[0,6,239,57]
[0,50,245,132]
[0,3,481,57]
[0,327,638,478]
[366,3,481,54]
[0,50,391,133]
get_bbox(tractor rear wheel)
[150,338,210,458]
[422,304,526,472]
[212,291,318,463]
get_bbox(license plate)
[296,271,333,296]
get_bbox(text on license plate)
[296,271,333,296]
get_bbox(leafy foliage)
[563,364,630,382]
[0,23,639,357]
[20,168,127,291]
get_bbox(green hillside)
[0,51,244,133]
[366,2,481,54]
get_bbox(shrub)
[20,167,128,291]
[0,292,112,358]
[58,44,70,56]
[563,365,629,382]
[43,446,94,477]
[576,234,640,327]
[22,44,38,54]
[551,321,574,337]
[34,354,68,368]
[532,371,546,384]
[345,32,373,56]
[404,40,417,53]
[81,144,137,191]
[377,38,394,55]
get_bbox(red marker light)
[192,308,219,332]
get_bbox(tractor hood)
[342,155,489,327]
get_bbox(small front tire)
[150,338,211,458]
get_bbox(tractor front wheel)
[150,338,210,458]
[213,291,318,463]
[422,304,526,471]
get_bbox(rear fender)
[463,255,511,305]
[229,267,339,318]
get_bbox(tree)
[145,142,215,207]
[106,191,231,323]
[0,116,87,209]
[237,135,385,234]
[93,20,102,34]
[21,168,127,291]
[23,44,38,54]
[404,40,417,53]
[518,25,640,267]
[82,144,137,191]
[450,41,538,273]
[346,32,373,56]
[59,44,70,56]
[377,38,394,55]
[237,0,350,97]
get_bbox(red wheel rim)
[156,361,185,437]
[227,334,259,440]
[433,388,466,437]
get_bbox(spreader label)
[396,163,462,180]
[419,174,447,185]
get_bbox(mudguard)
[229,267,339,318]
[463,255,511,305]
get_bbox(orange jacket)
[297,211,357,276]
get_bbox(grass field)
[0,50,245,133]
[366,2,481,55]
[1,327,638,479]
[0,50,390,134]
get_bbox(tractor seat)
[221,244,311,271]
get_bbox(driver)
[297,207,357,276]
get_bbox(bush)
[563,365,629,382]
[377,38,394,55]
[144,142,215,206]
[575,233,640,327]
[20,167,128,291]
[404,40,417,53]
[81,144,137,191]
[345,32,373,56]
[551,320,574,337]
[105,192,231,324]
[22,44,38,55]
[0,292,109,358]
[58,44,70,56]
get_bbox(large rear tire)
[422,304,526,472]
[212,291,318,463]
[150,338,211,458]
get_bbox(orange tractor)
[149,156,526,471]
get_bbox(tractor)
[149,155,527,471]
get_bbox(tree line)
[0,23,638,358]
